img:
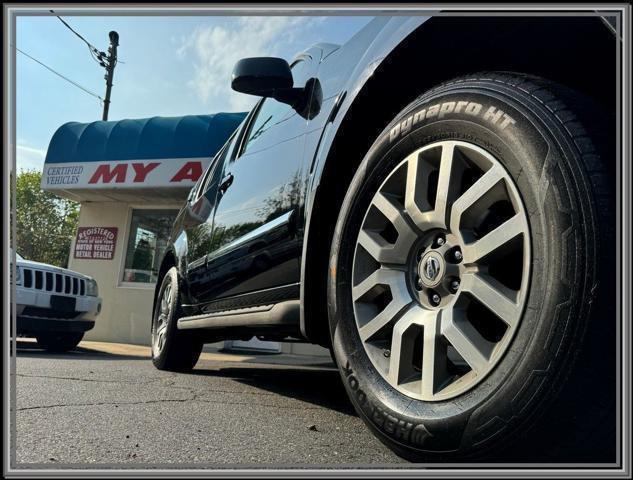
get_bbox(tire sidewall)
[328,83,596,457]
[151,267,182,367]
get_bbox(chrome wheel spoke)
[373,192,405,226]
[156,321,167,338]
[165,285,172,306]
[156,326,166,351]
[359,192,417,265]
[354,269,411,342]
[387,305,429,384]
[387,315,409,385]
[405,142,464,231]
[432,143,457,228]
[153,283,173,355]
[461,273,521,327]
[352,268,408,301]
[450,166,504,235]
[357,230,388,262]
[420,309,447,398]
[160,284,171,314]
[462,213,527,264]
[441,308,490,374]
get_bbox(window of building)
[122,209,179,284]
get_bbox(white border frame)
[4,3,630,477]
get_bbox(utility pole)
[101,31,119,121]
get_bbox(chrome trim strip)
[206,210,293,263]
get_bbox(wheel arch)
[301,15,617,347]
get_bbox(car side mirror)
[231,57,305,109]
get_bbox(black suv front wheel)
[328,72,615,460]
[151,267,203,372]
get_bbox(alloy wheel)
[352,140,531,401]
[152,282,172,357]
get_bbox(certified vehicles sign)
[43,159,208,189]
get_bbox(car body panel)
[12,256,102,334]
[16,258,96,279]
[15,287,101,315]
[162,16,430,321]
[298,16,428,336]
[160,13,615,341]
[305,16,428,192]
[178,49,323,308]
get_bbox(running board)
[177,300,300,330]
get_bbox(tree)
[14,169,79,268]
[257,170,304,223]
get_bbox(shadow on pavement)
[15,340,146,362]
[16,339,357,416]
[189,365,357,417]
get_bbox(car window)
[191,161,213,200]
[240,59,309,155]
[201,136,235,197]
[196,132,235,199]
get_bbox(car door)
[181,136,238,303]
[197,55,319,306]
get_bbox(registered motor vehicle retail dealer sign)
[74,227,118,260]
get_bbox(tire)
[151,267,203,372]
[328,345,338,368]
[328,72,615,460]
[36,332,84,352]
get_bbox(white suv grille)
[22,268,86,296]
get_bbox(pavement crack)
[18,393,326,413]
[192,398,325,411]
[16,373,161,385]
[18,395,198,411]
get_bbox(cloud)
[177,17,322,111]
[16,144,46,172]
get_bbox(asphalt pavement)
[14,340,406,467]
[12,338,616,468]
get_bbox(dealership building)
[42,114,327,356]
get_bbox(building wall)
[69,202,167,345]
[70,201,329,357]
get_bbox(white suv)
[12,251,102,352]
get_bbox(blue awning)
[45,113,246,165]
[41,112,247,203]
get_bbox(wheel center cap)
[419,251,445,288]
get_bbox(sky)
[16,15,373,172]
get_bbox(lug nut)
[430,292,441,306]
[383,349,391,358]
[453,249,463,263]
[449,278,460,293]
[415,276,423,290]
[435,236,445,247]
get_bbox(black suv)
[151,16,617,461]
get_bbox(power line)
[50,10,107,66]
[14,45,103,103]
[50,10,99,53]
